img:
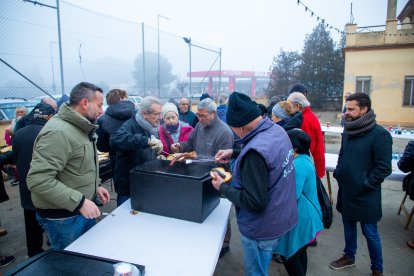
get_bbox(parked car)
[0,98,38,121]
[128,95,142,109]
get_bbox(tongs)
[185,158,215,164]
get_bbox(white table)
[321,125,414,140]
[324,153,408,203]
[66,199,232,276]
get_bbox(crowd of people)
[0,81,408,276]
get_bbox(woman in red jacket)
[158,102,193,157]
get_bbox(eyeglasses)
[150,111,162,116]
[196,113,211,119]
[180,103,189,106]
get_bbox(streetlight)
[157,14,170,98]
[183,37,192,97]
[182,37,222,97]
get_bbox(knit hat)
[289,84,308,95]
[199,93,213,101]
[162,102,178,119]
[227,92,262,127]
[272,103,290,120]
[257,103,267,116]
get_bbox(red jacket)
[300,106,325,178]
[158,124,193,156]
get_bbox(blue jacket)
[217,104,228,124]
[232,118,297,239]
[275,154,324,258]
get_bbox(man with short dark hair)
[27,82,110,250]
[329,93,392,276]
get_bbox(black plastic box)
[130,160,220,223]
[4,249,145,276]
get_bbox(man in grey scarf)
[110,96,163,206]
[330,93,392,276]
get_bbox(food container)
[4,249,145,276]
[130,160,220,223]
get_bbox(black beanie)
[289,84,308,95]
[227,92,262,127]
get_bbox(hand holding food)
[148,136,163,154]
[169,151,197,166]
[210,167,232,182]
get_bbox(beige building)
[343,0,414,126]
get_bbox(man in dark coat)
[178,97,198,128]
[96,89,135,175]
[330,93,392,276]
[110,96,163,206]
[12,103,55,257]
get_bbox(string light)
[295,0,413,37]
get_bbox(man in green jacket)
[27,82,110,249]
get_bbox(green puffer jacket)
[27,103,99,216]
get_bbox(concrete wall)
[343,46,414,126]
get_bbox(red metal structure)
[188,70,270,97]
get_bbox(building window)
[356,77,371,94]
[403,76,414,106]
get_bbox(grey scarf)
[343,109,376,136]
[135,112,159,137]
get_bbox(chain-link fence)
[0,0,222,100]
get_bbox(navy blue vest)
[233,118,298,239]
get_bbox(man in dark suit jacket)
[12,103,55,257]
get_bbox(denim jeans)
[240,234,279,276]
[117,195,130,207]
[36,214,96,250]
[342,218,383,272]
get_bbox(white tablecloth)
[321,125,414,140]
[325,153,407,181]
[66,199,232,276]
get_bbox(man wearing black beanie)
[212,92,298,275]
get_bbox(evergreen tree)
[267,49,300,98]
[298,23,343,108]
[133,51,176,96]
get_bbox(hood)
[105,100,135,120]
[58,103,97,134]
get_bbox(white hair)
[288,92,310,108]
[198,98,217,113]
[140,96,161,112]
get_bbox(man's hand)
[215,149,233,163]
[79,199,101,219]
[97,186,110,205]
[211,171,224,191]
[170,143,181,153]
[148,137,163,154]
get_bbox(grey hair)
[140,96,161,113]
[288,92,310,108]
[218,94,229,105]
[198,98,217,113]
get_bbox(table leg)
[326,170,333,205]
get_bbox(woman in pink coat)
[158,102,193,157]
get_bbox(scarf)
[343,109,376,136]
[135,112,159,137]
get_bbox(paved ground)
[1,114,414,275]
